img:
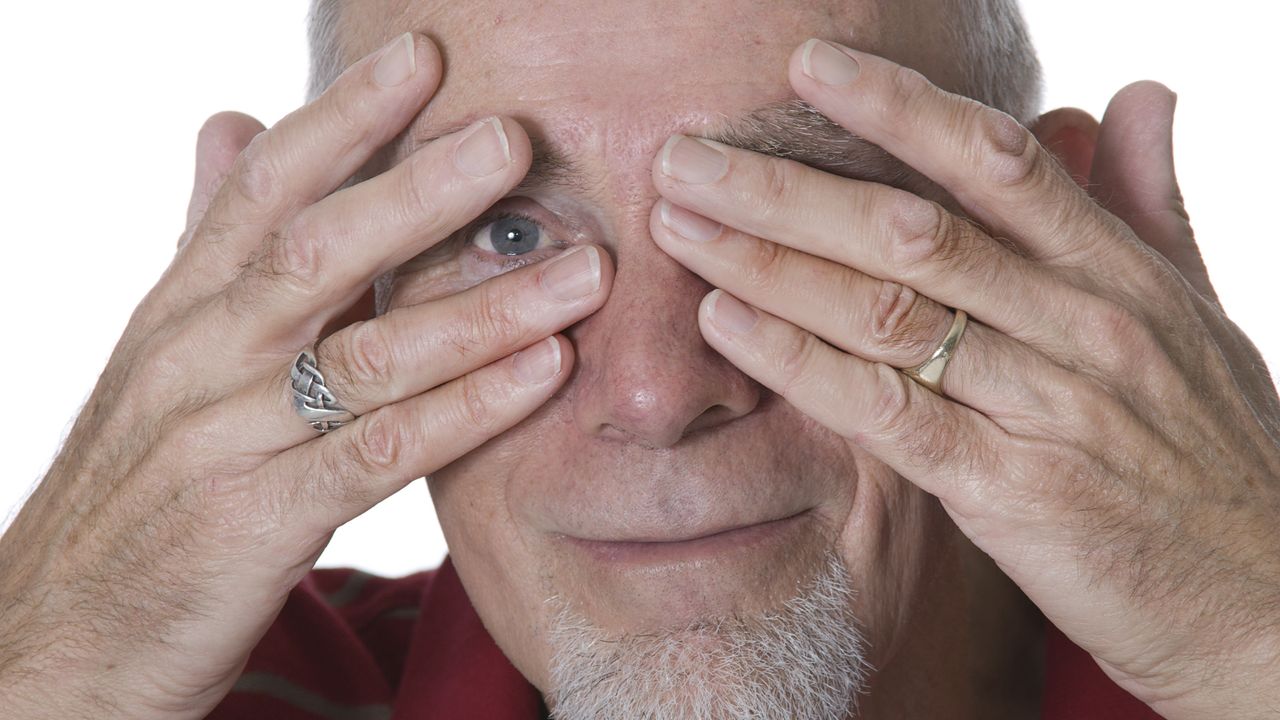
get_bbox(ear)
[1087,81,1214,300]
[1028,107,1100,191]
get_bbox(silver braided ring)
[290,348,356,433]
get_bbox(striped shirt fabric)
[206,557,1162,719]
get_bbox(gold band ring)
[901,309,968,396]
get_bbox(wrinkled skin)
[0,0,1276,719]
[358,0,1042,715]
[349,1,1280,717]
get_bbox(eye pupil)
[489,216,542,255]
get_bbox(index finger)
[186,33,443,283]
[786,39,1132,268]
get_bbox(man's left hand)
[649,39,1280,719]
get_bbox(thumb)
[1089,81,1217,301]
[182,111,266,245]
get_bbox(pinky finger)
[260,334,569,532]
[698,289,1008,515]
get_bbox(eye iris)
[489,216,541,255]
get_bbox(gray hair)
[943,0,1043,124]
[304,0,1042,122]
[305,0,345,102]
[544,551,870,720]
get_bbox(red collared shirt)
[206,558,1162,719]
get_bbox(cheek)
[836,458,953,665]
[425,421,564,688]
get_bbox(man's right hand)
[0,33,611,719]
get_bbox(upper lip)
[569,509,809,544]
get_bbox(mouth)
[561,508,813,565]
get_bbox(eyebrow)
[414,99,916,195]
[701,99,917,188]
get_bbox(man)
[1,0,1277,718]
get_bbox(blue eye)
[470,214,549,256]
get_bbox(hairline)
[304,0,1043,124]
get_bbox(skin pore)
[336,0,1044,716]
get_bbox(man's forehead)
[343,0,946,194]
[344,0,890,113]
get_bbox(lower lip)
[565,510,811,565]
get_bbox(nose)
[567,237,761,448]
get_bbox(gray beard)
[545,551,870,720]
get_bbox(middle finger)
[650,135,1086,357]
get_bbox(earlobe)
[1028,107,1100,190]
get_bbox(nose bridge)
[568,227,761,449]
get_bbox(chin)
[543,548,871,720]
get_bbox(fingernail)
[455,117,511,177]
[709,289,758,334]
[374,33,417,88]
[540,246,601,301]
[659,200,722,242]
[514,337,562,385]
[801,39,860,86]
[661,135,729,184]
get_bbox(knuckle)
[866,361,914,436]
[333,320,394,401]
[975,106,1038,188]
[775,330,820,397]
[739,237,788,294]
[870,281,949,359]
[398,150,443,228]
[1049,377,1122,446]
[880,66,934,139]
[250,217,325,292]
[462,282,525,355]
[868,368,971,474]
[1080,299,1159,379]
[315,89,369,156]
[885,195,943,267]
[346,408,403,476]
[119,328,209,423]
[756,159,800,222]
[452,373,501,436]
[888,198,963,270]
[231,133,284,211]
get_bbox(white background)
[1,2,1276,578]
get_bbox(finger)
[649,140,1087,356]
[208,244,607,454]
[1090,81,1217,302]
[223,115,532,349]
[182,111,266,241]
[650,201,1065,418]
[1028,107,1099,190]
[786,39,1139,271]
[693,288,1012,515]
[185,33,442,284]
[258,334,570,532]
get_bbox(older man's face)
[344,0,969,700]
